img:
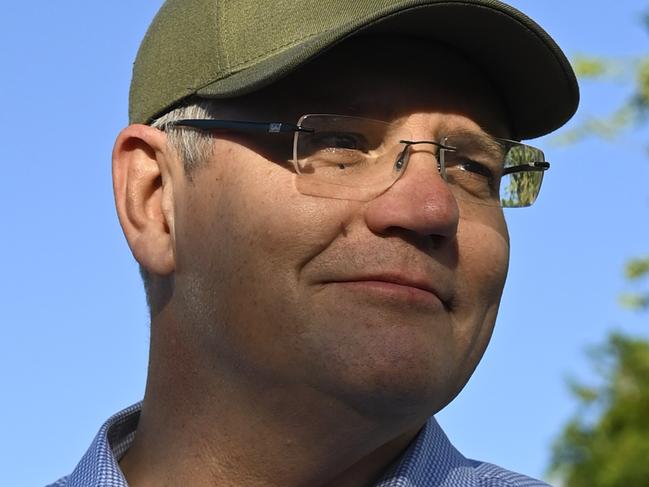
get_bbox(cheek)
[456,208,510,302]
[179,156,350,273]
[452,210,509,346]
[233,173,357,280]
[444,211,509,390]
[173,155,360,367]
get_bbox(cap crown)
[129,0,579,139]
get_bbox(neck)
[120,314,425,487]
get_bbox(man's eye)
[456,159,494,180]
[311,132,368,152]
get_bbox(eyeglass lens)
[292,114,546,207]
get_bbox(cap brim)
[196,1,578,140]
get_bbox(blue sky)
[1,1,648,485]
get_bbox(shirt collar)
[63,403,141,487]
[57,402,527,487]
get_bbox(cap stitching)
[219,0,231,73]
[232,30,325,71]
[213,0,224,73]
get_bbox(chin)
[303,333,463,421]
[332,373,458,423]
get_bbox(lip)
[326,274,450,310]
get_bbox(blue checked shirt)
[47,403,550,486]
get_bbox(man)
[49,0,578,485]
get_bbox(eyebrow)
[440,128,508,161]
[434,120,504,145]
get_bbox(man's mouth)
[326,273,451,311]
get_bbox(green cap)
[129,0,579,140]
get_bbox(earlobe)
[112,124,177,276]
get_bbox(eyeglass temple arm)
[398,140,550,175]
[167,119,314,134]
[503,161,550,175]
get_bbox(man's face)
[168,37,510,418]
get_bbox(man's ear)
[112,124,178,276]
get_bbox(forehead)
[222,36,512,138]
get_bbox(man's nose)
[363,146,459,240]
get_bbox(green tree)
[549,333,649,486]
[548,10,649,487]
[620,257,649,311]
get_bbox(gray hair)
[151,99,220,172]
[141,99,220,311]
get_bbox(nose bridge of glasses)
[396,139,448,177]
